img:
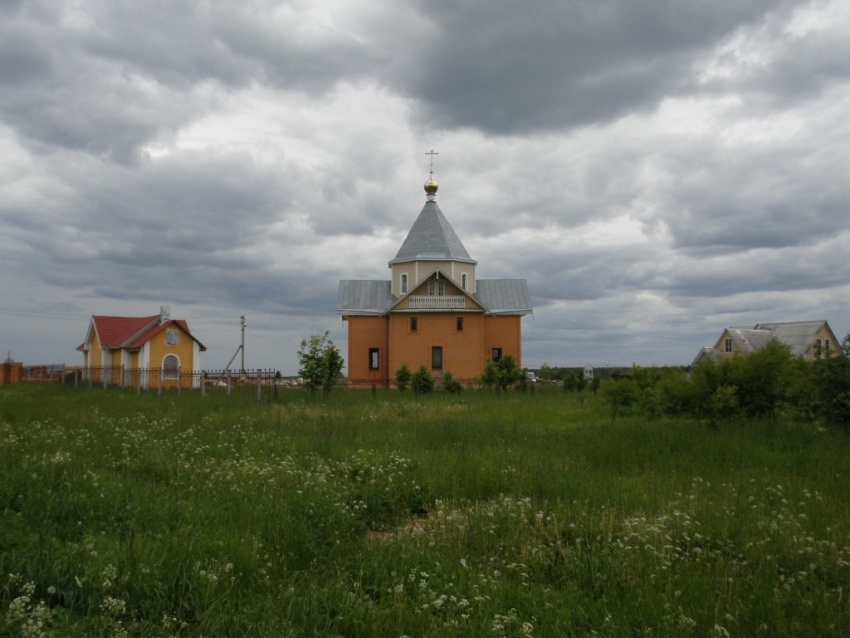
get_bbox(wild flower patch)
[2,386,849,636]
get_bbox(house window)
[456,317,464,333]
[492,348,502,361]
[724,338,733,353]
[825,339,831,354]
[401,273,408,294]
[410,317,418,333]
[428,280,445,296]
[369,348,380,370]
[815,338,822,356]
[432,346,443,370]
[163,354,179,379]
[461,273,468,291]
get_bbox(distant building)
[337,160,532,386]
[693,320,841,365]
[77,307,206,388]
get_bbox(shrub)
[395,364,413,392]
[441,371,462,394]
[412,366,434,394]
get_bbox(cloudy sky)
[2,0,849,373]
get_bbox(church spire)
[424,149,439,201]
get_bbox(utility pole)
[240,315,247,378]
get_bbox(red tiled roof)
[84,315,206,351]
[92,315,160,348]
[125,319,207,351]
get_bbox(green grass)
[1,384,849,637]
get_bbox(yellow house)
[693,320,841,365]
[77,307,206,388]
[337,163,532,386]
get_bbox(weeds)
[1,385,848,636]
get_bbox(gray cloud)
[1,0,849,371]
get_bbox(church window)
[401,273,408,294]
[461,273,468,291]
[428,280,445,296]
[369,348,380,370]
[432,346,443,370]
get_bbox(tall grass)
[1,384,848,636]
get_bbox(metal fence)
[14,365,292,400]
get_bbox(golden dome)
[424,174,438,196]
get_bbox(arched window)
[461,273,468,291]
[401,273,408,294]
[163,354,180,380]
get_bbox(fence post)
[257,370,262,401]
[158,368,163,396]
[177,368,182,395]
[201,371,206,398]
[226,370,231,397]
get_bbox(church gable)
[389,270,485,313]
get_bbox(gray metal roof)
[336,280,394,315]
[389,201,476,265]
[337,277,532,316]
[751,320,828,357]
[722,320,831,357]
[473,279,532,315]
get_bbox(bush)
[412,366,434,394]
[441,371,462,394]
[395,364,413,392]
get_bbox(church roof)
[336,278,531,316]
[337,280,395,315]
[473,280,533,315]
[389,201,476,265]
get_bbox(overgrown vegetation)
[1,380,849,637]
[590,341,850,429]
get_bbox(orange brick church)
[337,156,532,386]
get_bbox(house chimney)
[160,306,171,323]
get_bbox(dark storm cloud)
[396,0,789,133]
[2,0,849,370]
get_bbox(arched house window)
[461,272,468,291]
[400,273,409,294]
[163,354,180,380]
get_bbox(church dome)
[424,175,438,196]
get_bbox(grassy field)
[1,384,849,637]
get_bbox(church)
[337,157,532,387]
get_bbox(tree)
[395,363,413,392]
[297,331,344,395]
[482,355,525,392]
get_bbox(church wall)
[388,312,486,382]
[483,315,523,367]
[344,316,390,386]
